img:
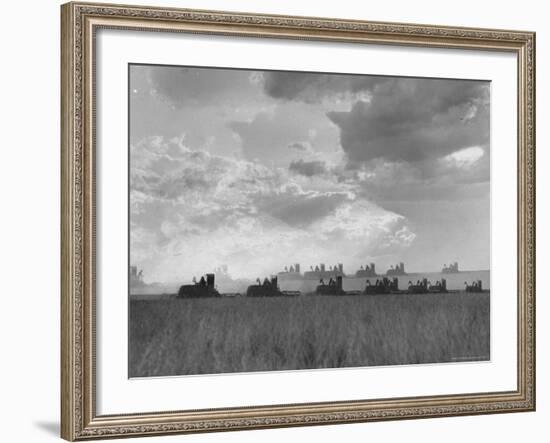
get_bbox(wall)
[0,0,546,442]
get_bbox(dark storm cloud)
[327,78,490,165]
[262,71,381,102]
[289,159,328,177]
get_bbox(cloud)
[130,65,490,276]
[131,137,347,230]
[327,78,489,165]
[130,137,415,282]
[315,200,415,244]
[131,136,279,219]
[228,104,342,167]
[442,146,484,168]
[146,65,262,107]
[254,184,349,227]
[346,153,490,205]
[261,71,381,103]
[289,159,328,177]
[259,73,490,203]
[129,65,273,155]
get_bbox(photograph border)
[61,2,535,440]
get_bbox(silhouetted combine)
[316,276,346,295]
[246,276,299,297]
[428,279,447,293]
[355,263,377,278]
[386,262,406,276]
[304,263,345,280]
[442,262,459,273]
[407,278,429,294]
[364,277,399,295]
[278,263,302,279]
[177,273,220,298]
[465,280,484,292]
[405,278,447,294]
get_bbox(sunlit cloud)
[442,146,484,169]
[130,137,415,282]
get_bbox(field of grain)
[129,292,490,377]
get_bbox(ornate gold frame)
[61,2,536,440]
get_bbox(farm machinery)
[246,276,300,297]
[247,276,282,297]
[465,280,484,292]
[177,273,220,298]
[407,278,448,294]
[364,277,399,295]
[316,276,346,295]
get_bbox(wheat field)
[129,292,490,377]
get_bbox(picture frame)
[61,1,536,440]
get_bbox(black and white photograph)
[128,64,491,377]
[1,0,544,440]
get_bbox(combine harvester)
[428,279,447,293]
[364,277,399,295]
[442,262,459,273]
[177,274,220,298]
[315,276,449,296]
[465,280,484,293]
[355,263,377,278]
[315,276,351,295]
[246,276,300,297]
[386,262,406,276]
[406,278,448,294]
[304,263,345,280]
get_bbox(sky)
[129,64,490,283]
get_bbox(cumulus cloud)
[130,137,415,282]
[327,78,490,165]
[442,146,484,168]
[313,200,416,253]
[130,64,490,278]
[259,72,490,201]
